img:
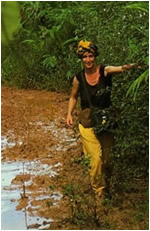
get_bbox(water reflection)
[1,120,77,229]
[1,161,62,230]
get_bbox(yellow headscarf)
[77,40,98,58]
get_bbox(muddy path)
[1,86,148,230]
[1,86,82,230]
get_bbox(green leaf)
[127,69,149,100]
[21,39,39,50]
[63,36,78,46]
[1,1,20,44]
[124,2,149,13]
[21,40,36,45]
[144,56,149,65]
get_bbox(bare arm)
[66,76,79,127]
[104,63,141,76]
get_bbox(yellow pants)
[79,123,105,194]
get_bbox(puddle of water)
[1,120,75,229]
[1,161,63,230]
[1,162,27,230]
[43,121,77,143]
[25,160,59,177]
[2,204,27,230]
[27,217,53,230]
[2,120,77,154]
[27,120,78,152]
[35,192,63,201]
[1,135,23,151]
[2,207,53,230]
[1,136,16,151]
[35,120,77,151]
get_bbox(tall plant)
[125,2,149,100]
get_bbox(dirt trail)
[1,86,148,230]
[1,86,81,230]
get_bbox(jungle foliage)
[1,1,149,199]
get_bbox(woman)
[66,40,139,197]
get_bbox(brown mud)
[1,86,148,230]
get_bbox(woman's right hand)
[66,114,73,128]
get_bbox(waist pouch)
[78,107,107,129]
[78,108,91,128]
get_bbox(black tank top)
[76,66,112,110]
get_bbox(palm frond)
[124,2,149,13]
[127,69,149,100]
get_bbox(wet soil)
[1,86,148,230]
